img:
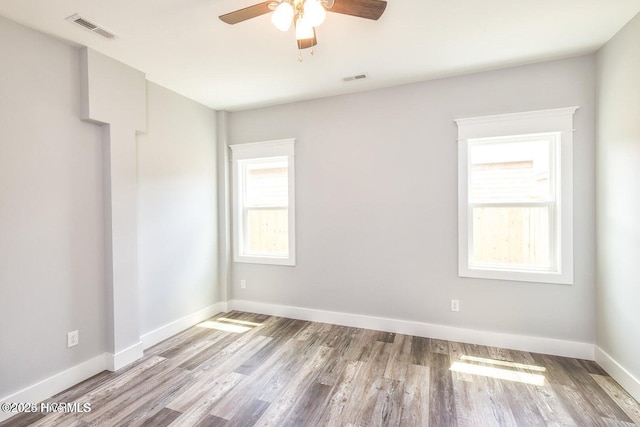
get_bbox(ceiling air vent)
[343,73,368,82]
[66,14,116,40]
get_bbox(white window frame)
[230,139,296,266]
[455,107,577,284]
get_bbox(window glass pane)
[245,208,288,255]
[245,159,288,207]
[472,206,550,268]
[470,137,551,202]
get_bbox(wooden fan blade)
[297,29,318,49]
[328,0,387,20]
[219,1,272,25]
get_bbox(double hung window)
[230,139,295,266]
[456,108,577,284]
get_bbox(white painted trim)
[105,342,144,372]
[595,346,640,403]
[140,302,228,349]
[229,139,295,160]
[229,299,594,360]
[0,354,108,422]
[455,107,579,139]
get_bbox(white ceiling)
[1,0,638,111]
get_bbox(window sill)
[459,266,573,285]
[234,254,296,266]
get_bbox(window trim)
[456,107,577,284]
[230,139,296,266]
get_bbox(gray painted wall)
[228,55,597,343]
[0,17,220,398]
[0,17,106,396]
[596,12,640,380]
[138,82,219,334]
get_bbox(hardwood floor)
[3,311,640,426]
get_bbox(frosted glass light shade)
[272,2,294,32]
[295,17,314,40]
[303,0,326,27]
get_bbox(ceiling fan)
[219,0,387,53]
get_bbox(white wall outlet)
[451,299,460,312]
[67,330,79,348]
[240,280,246,289]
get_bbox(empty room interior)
[1,0,640,425]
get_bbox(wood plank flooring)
[3,311,639,426]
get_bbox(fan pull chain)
[297,46,314,62]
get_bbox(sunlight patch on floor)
[450,361,546,386]
[196,316,263,333]
[216,317,262,327]
[196,321,252,333]
[460,355,546,372]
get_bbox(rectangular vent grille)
[66,14,116,39]
[74,17,97,30]
[343,73,368,82]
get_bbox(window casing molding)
[230,139,296,266]
[456,107,577,284]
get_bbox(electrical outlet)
[240,280,246,289]
[67,330,79,348]
[451,299,460,312]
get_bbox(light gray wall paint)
[217,111,232,305]
[137,82,219,334]
[0,16,220,397]
[82,48,147,356]
[228,55,596,343]
[0,17,106,396]
[596,13,640,379]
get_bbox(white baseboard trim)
[229,299,594,360]
[140,302,228,350]
[595,346,640,403]
[0,354,108,423]
[105,342,144,371]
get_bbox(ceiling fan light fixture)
[303,0,326,27]
[271,1,294,31]
[220,0,387,56]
